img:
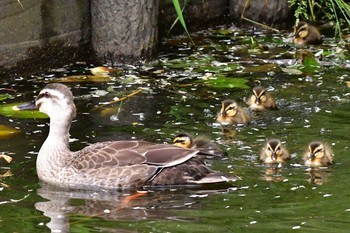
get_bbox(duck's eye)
[314,148,323,154]
[37,91,51,100]
[227,106,236,111]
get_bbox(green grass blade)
[171,0,195,45]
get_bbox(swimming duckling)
[260,139,290,164]
[293,22,322,46]
[247,86,278,111]
[216,100,250,125]
[173,133,226,157]
[304,141,333,167]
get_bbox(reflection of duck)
[307,168,330,185]
[261,167,285,182]
[304,141,333,167]
[221,128,237,140]
[216,100,250,125]
[23,83,239,190]
[293,22,322,46]
[173,133,226,157]
[260,139,289,164]
[247,86,277,111]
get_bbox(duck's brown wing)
[68,140,201,189]
[147,158,240,186]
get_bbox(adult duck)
[20,83,238,190]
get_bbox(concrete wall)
[0,0,90,69]
[0,0,293,72]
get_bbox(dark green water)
[0,27,349,232]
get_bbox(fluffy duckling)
[247,86,278,111]
[304,141,334,167]
[293,22,322,46]
[216,100,250,125]
[173,133,226,157]
[260,139,290,164]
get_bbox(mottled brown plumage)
[293,22,322,46]
[216,100,250,125]
[24,83,238,190]
[247,86,277,111]
[260,139,289,164]
[304,141,333,167]
[173,133,226,157]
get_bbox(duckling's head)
[219,100,238,118]
[306,142,327,162]
[173,133,193,148]
[293,22,321,46]
[251,86,267,106]
[35,83,76,121]
[261,139,289,164]
[294,22,309,41]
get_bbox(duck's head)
[293,22,321,46]
[219,100,238,118]
[173,133,193,148]
[35,83,76,120]
[264,139,284,162]
[294,22,309,41]
[307,142,325,162]
[250,86,267,106]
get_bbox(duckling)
[304,141,333,167]
[293,21,322,46]
[173,133,226,157]
[260,139,290,164]
[247,86,278,111]
[216,100,250,125]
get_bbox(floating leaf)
[0,94,13,101]
[54,75,112,83]
[0,154,13,163]
[196,75,249,89]
[302,55,320,73]
[281,67,303,75]
[0,125,20,139]
[90,66,121,77]
[243,64,279,73]
[0,103,48,119]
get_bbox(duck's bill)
[12,102,37,111]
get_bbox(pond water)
[0,26,349,232]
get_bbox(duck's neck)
[37,115,74,181]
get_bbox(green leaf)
[0,94,13,101]
[0,103,48,119]
[171,0,194,44]
[302,54,320,73]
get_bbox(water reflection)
[35,182,234,232]
[306,167,332,185]
[260,164,287,182]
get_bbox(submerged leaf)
[0,103,48,119]
[0,125,20,139]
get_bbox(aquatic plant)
[288,0,350,37]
